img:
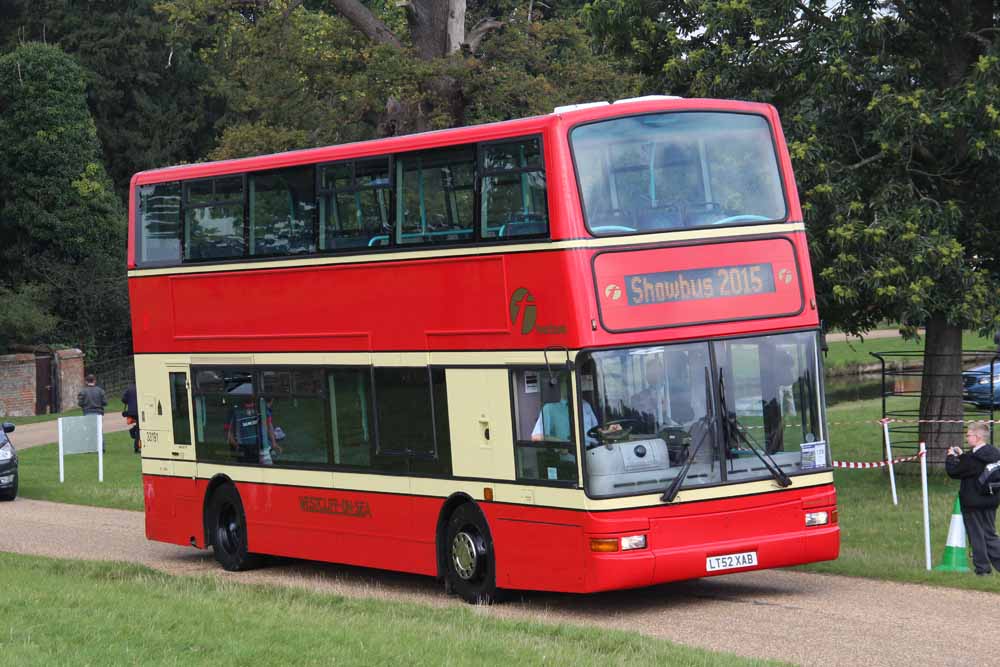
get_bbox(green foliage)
[0,284,58,351]
[157,0,639,158]
[584,1,1000,338]
[0,42,128,354]
[0,0,219,199]
[464,10,641,123]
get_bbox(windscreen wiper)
[662,366,714,503]
[719,369,791,487]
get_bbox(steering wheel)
[586,419,640,449]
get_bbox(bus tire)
[208,484,259,571]
[444,503,500,604]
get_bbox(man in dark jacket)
[121,384,140,453]
[77,374,107,416]
[946,422,1000,575]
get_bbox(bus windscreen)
[571,112,787,235]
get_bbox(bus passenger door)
[444,369,515,481]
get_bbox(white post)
[97,415,104,483]
[919,441,931,571]
[58,417,64,484]
[883,420,899,506]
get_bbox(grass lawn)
[824,331,994,371]
[7,398,126,426]
[14,396,1000,593]
[0,553,780,667]
[16,431,143,511]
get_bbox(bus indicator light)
[590,538,619,553]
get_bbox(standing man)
[77,374,107,416]
[121,383,140,453]
[946,423,1000,575]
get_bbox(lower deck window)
[189,365,451,475]
[511,369,581,483]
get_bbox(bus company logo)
[299,495,372,519]
[509,287,537,334]
[778,268,793,285]
[604,284,622,301]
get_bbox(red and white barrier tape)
[831,450,925,469]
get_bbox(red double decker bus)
[129,96,838,603]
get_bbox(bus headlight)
[620,535,647,551]
[805,511,829,526]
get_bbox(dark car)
[962,363,1000,408]
[0,422,17,501]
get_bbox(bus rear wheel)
[208,484,259,571]
[444,503,499,604]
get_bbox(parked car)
[962,363,1000,408]
[0,422,17,501]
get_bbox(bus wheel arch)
[437,496,500,604]
[204,476,259,571]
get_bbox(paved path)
[11,413,130,450]
[1,497,993,666]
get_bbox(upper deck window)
[481,137,548,240]
[571,112,787,236]
[318,158,392,251]
[138,181,182,264]
[184,176,245,260]
[396,146,476,245]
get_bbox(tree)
[0,0,221,199]
[584,0,1000,461]
[0,42,129,356]
[155,0,637,151]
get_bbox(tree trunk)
[409,0,465,60]
[918,316,964,467]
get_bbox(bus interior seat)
[498,220,548,238]
[635,206,683,231]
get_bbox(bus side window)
[261,368,328,467]
[249,167,316,257]
[318,158,392,251]
[184,176,245,260]
[329,368,375,468]
[169,372,191,445]
[138,181,182,265]
[396,146,475,245]
[481,137,548,240]
[511,369,578,483]
[191,368,257,465]
[373,367,452,475]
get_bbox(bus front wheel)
[444,503,499,604]
[208,484,259,571]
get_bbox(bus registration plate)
[706,551,758,572]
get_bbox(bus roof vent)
[553,101,610,114]
[613,95,683,104]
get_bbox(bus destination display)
[626,263,776,306]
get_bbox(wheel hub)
[451,531,479,580]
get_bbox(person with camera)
[946,422,1000,575]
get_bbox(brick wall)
[0,353,36,417]
[57,349,85,413]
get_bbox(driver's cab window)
[511,369,581,483]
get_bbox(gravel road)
[1,497,991,666]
